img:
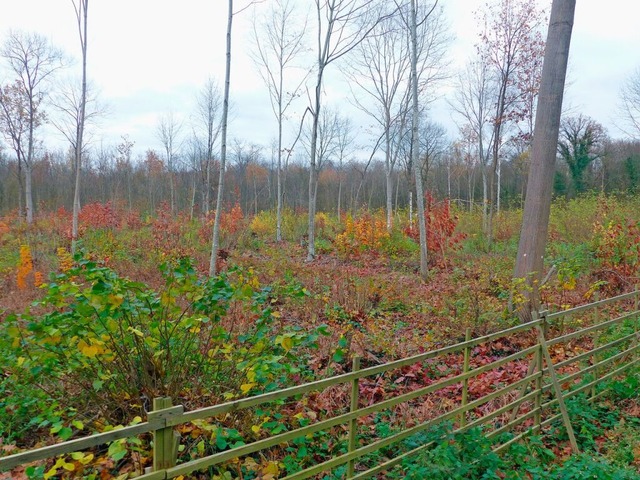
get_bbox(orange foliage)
[404,193,465,266]
[335,212,389,256]
[224,202,245,233]
[199,202,245,243]
[245,163,269,183]
[144,149,165,176]
[318,169,339,185]
[17,245,34,290]
[151,203,192,259]
[79,202,120,230]
[0,220,9,240]
[34,271,44,287]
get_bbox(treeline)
[1,137,639,218]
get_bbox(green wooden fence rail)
[2,290,639,479]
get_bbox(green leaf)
[216,435,228,450]
[58,427,73,440]
[332,349,345,363]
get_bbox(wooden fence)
[2,290,639,479]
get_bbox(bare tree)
[335,115,355,217]
[69,0,89,253]
[193,78,222,215]
[251,0,309,241]
[156,111,183,213]
[210,0,233,276]
[305,0,393,261]
[386,0,446,278]
[450,60,495,229]
[50,79,104,184]
[1,31,64,223]
[476,0,546,245]
[619,67,640,138]
[210,0,261,275]
[409,0,428,279]
[514,0,576,319]
[348,9,410,230]
[303,106,342,196]
[0,81,35,218]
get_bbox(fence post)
[536,317,580,454]
[591,292,600,398]
[534,311,543,433]
[460,327,471,428]
[635,285,640,361]
[347,356,361,479]
[148,397,181,474]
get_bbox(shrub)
[1,251,325,435]
[335,211,389,257]
[404,193,465,266]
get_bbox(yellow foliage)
[240,383,256,394]
[249,214,272,237]
[335,212,390,256]
[262,461,280,477]
[57,246,74,273]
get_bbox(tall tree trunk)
[169,172,175,214]
[24,164,33,224]
[481,166,488,230]
[210,0,233,276]
[468,168,473,212]
[386,169,394,231]
[337,170,342,219]
[190,172,196,221]
[307,65,324,262]
[276,101,283,241]
[26,94,35,224]
[410,0,428,280]
[385,123,394,231]
[72,0,89,255]
[205,158,211,215]
[17,158,24,219]
[514,0,576,320]
[496,157,501,214]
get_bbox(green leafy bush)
[0,251,326,440]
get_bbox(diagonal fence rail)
[2,290,639,479]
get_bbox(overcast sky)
[1,0,639,160]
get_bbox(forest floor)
[1,194,639,478]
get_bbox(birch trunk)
[210,0,233,276]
